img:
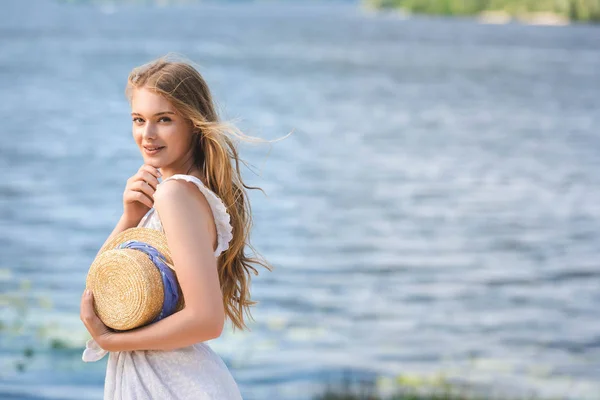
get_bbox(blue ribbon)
[117,240,180,323]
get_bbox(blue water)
[1,1,600,399]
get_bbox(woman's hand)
[123,164,162,224]
[80,289,114,350]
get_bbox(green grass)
[312,371,550,400]
[315,392,489,400]
[363,0,600,22]
[314,388,542,400]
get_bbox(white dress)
[82,174,243,400]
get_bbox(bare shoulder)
[153,178,216,242]
[154,178,200,202]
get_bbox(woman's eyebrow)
[131,111,176,117]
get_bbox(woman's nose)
[142,122,157,139]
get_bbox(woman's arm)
[103,179,225,351]
[104,304,221,352]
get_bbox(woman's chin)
[141,151,160,161]
[142,157,163,168]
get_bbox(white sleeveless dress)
[82,174,243,400]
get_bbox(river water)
[1,1,599,399]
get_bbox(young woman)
[79,55,272,399]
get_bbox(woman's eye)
[133,117,144,123]
[159,117,172,123]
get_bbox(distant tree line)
[364,0,600,22]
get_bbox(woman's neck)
[160,160,197,179]
[160,165,204,184]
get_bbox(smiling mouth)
[144,146,165,152]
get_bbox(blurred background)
[1,0,599,399]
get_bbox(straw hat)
[86,227,185,331]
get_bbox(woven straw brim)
[88,227,185,330]
[87,248,166,330]
[98,227,173,265]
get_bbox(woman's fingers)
[133,180,155,199]
[124,180,153,208]
[138,171,159,190]
[122,164,161,220]
[127,190,153,209]
[124,165,160,209]
[80,289,95,326]
[139,164,161,181]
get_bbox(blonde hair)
[125,55,279,332]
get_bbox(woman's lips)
[144,146,165,155]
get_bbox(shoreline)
[477,10,570,26]
[361,0,600,26]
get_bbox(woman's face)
[131,87,194,173]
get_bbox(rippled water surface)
[1,1,600,399]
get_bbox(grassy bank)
[312,371,549,400]
[316,394,512,400]
[363,0,600,23]
[314,385,541,400]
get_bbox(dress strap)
[160,174,233,258]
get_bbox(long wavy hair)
[125,55,276,332]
